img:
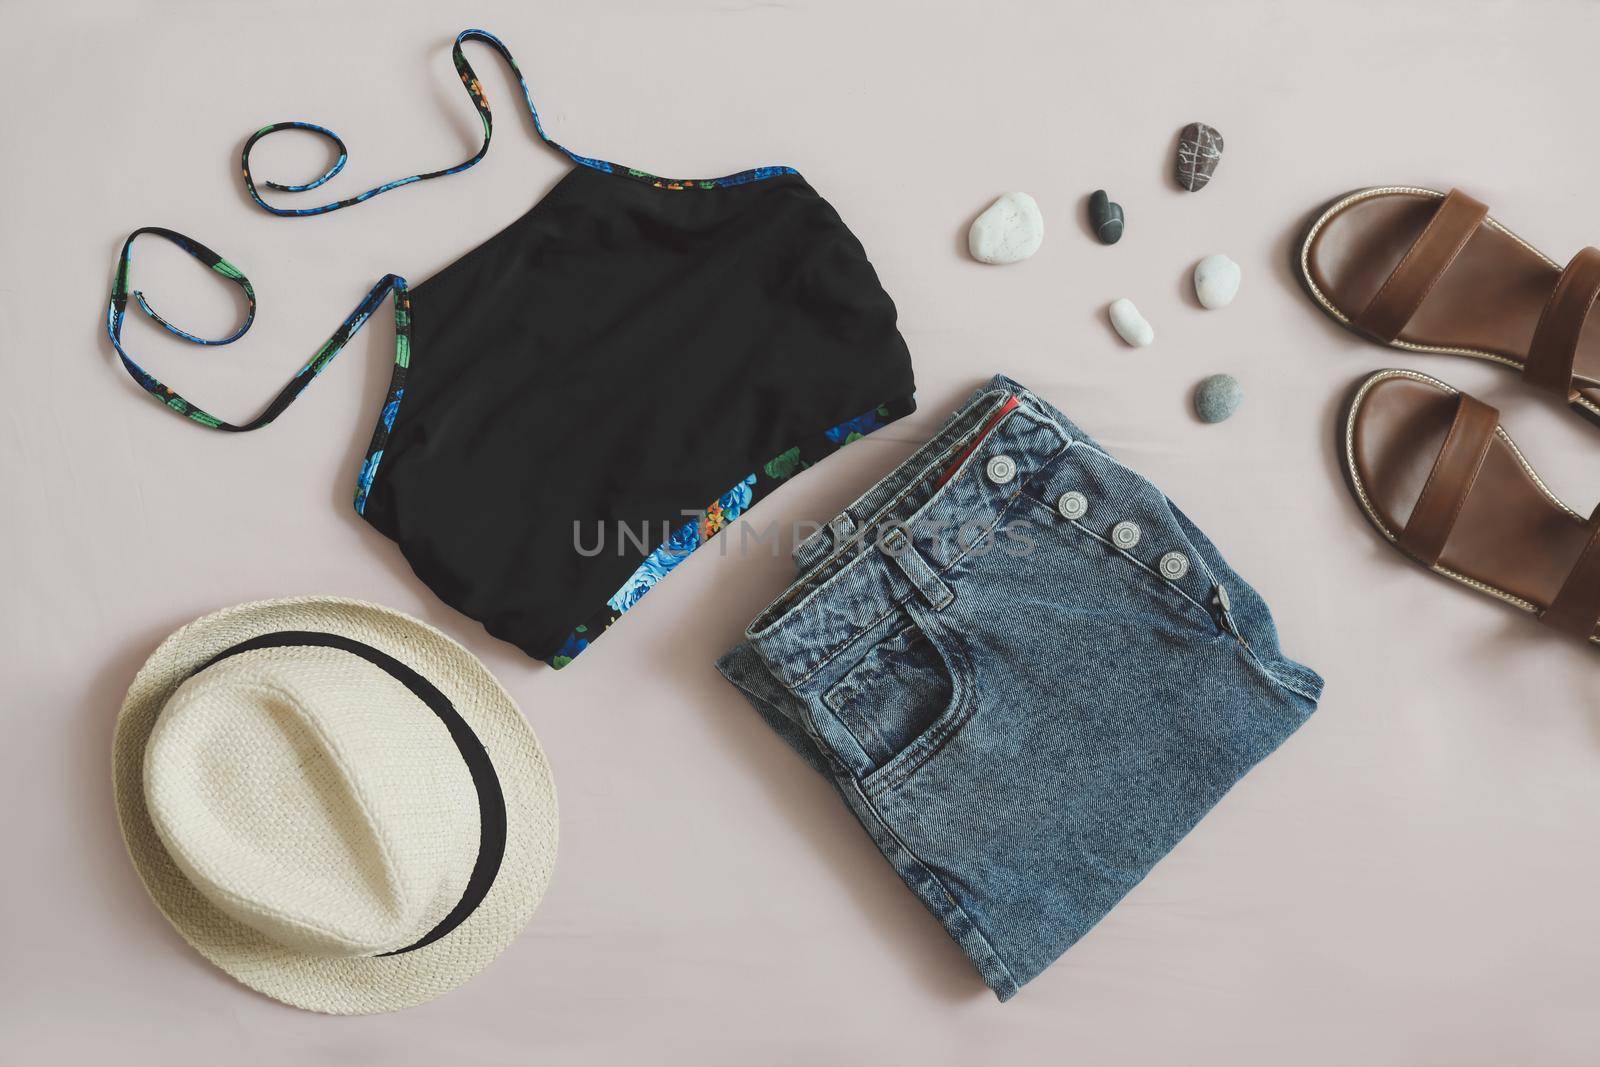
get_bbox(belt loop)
[880,526,954,611]
[791,521,827,571]
[793,511,857,572]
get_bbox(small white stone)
[1193,253,1241,309]
[1108,298,1154,347]
[968,192,1044,264]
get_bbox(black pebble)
[1089,189,1124,245]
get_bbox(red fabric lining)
[935,394,1018,489]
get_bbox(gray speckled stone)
[1088,189,1124,245]
[1194,374,1243,422]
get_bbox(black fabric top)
[362,164,915,662]
[103,29,916,668]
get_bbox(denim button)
[1111,520,1141,549]
[1057,491,1088,520]
[1158,551,1190,580]
[1215,584,1233,612]
[986,455,1017,485]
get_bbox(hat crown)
[143,646,480,958]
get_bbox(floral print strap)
[104,227,410,432]
[241,28,797,218]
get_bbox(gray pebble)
[1088,189,1124,244]
[1194,374,1243,422]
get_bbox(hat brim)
[113,597,558,1015]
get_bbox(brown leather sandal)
[1341,368,1600,644]
[1301,187,1600,426]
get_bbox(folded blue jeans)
[716,374,1323,1000]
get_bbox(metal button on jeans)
[986,455,1017,485]
[1158,551,1190,580]
[1057,491,1088,520]
[1111,520,1141,549]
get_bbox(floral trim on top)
[354,382,406,516]
[585,164,798,192]
[354,289,412,515]
[240,29,798,219]
[546,397,917,669]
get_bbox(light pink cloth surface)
[3,1,1598,1062]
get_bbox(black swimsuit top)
[105,29,916,668]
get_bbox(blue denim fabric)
[716,374,1323,1001]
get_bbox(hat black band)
[187,630,508,957]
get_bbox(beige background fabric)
[3,0,1598,1062]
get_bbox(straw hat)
[112,597,558,1015]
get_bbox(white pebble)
[968,192,1044,264]
[1108,298,1154,347]
[1193,253,1241,309]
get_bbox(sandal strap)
[1398,392,1499,567]
[1355,189,1488,343]
[1525,246,1600,399]
[1543,505,1600,639]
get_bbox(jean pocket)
[824,620,952,766]
[821,598,977,797]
